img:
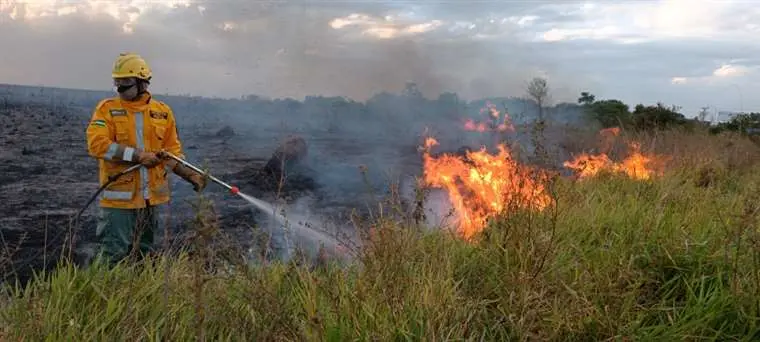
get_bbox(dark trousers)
[94,206,158,265]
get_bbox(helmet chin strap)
[137,79,149,95]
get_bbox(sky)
[0,0,758,118]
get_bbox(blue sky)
[0,0,758,117]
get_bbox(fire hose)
[76,151,240,221]
[75,163,143,221]
[63,151,347,270]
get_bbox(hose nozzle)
[158,150,240,194]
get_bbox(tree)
[578,92,595,105]
[526,77,551,166]
[527,77,549,121]
[436,92,459,104]
[402,82,423,99]
[630,103,687,131]
[710,112,760,135]
[587,99,630,128]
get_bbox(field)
[2,84,760,340]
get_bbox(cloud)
[0,0,758,114]
[531,0,760,43]
[0,0,192,33]
[328,13,443,39]
[712,64,752,78]
[671,63,756,86]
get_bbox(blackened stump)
[263,135,308,177]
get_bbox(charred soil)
[0,103,324,285]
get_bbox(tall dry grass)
[1,126,760,341]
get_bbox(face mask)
[116,83,139,101]
[117,84,135,93]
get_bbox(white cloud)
[534,0,757,44]
[329,13,373,29]
[406,20,443,34]
[510,15,539,27]
[329,12,443,39]
[671,64,754,87]
[219,21,236,32]
[541,26,621,42]
[0,0,193,33]
[712,64,751,78]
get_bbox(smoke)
[0,0,598,261]
[0,1,584,102]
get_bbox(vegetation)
[711,112,760,136]
[2,124,760,340]
[577,90,759,137]
[2,79,760,340]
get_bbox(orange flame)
[600,127,620,136]
[463,101,515,133]
[424,136,438,149]
[564,128,669,180]
[421,137,551,240]
[464,119,489,132]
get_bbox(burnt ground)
[0,97,590,286]
[0,102,394,286]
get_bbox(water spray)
[159,151,346,253]
[74,151,348,261]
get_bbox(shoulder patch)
[109,109,127,117]
[90,119,107,127]
[150,111,168,120]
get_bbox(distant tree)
[402,82,423,99]
[587,99,631,128]
[436,92,460,105]
[282,98,301,111]
[578,92,595,105]
[710,112,760,135]
[436,92,464,119]
[630,103,687,131]
[527,77,549,121]
[525,77,551,165]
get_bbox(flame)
[616,142,669,180]
[418,125,669,241]
[424,137,438,149]
[421,137,551,240]
[463,101,514,133]
[464,119,489,132]
[563,128,669,180]
[600,127,621,136]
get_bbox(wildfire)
[463,101,514,133]
[418,125,669,240]
[464,119,489,132]
[563,128,669,180]
[421,137,551,240]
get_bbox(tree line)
[577,91,759,136]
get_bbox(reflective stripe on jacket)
[86,91,185,209]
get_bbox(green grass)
[3,131,760,341]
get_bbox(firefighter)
[85,52,206,265]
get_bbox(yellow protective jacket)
[86,91,185,209]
